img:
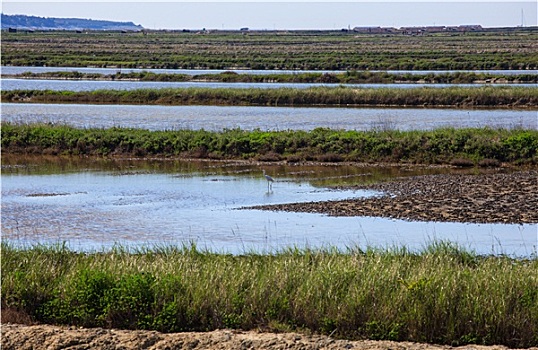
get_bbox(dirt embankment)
[247,170,538,224]
[3,323,536,350]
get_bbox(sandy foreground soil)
[2,170,537,350]
[3,323,537,350]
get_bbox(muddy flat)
[247,170,538,224]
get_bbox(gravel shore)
[247,170,538,224]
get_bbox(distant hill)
[1,13,144,31]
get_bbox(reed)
[1,242,537,347]
[2,123,537,165]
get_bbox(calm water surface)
[2,68,536,257]
[2,159,535,256]
[2,66,537,76]
[3,103,536,131]
[3,78,537,92]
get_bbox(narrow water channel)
[2,66,537,76]
[2,159,535,257]
[3,78,537,92]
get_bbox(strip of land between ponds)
[2,125,537,166]
[3,86,537,108]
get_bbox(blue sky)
[2,1,537,30]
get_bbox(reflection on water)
[2,157,535,257]
[3,103,536,131]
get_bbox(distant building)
[459,25,483,31]
[424,26,446,33]
[353,26,395,34]
[348,24,485,35]
[447,25,483,32]
[400,27,425,35]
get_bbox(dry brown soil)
[3,323,538,350]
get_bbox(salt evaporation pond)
[1,160,535,257]
[3,103,536,131]
[4,78,538,92]
[6,78,538,92]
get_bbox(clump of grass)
[450,158,475,167]
[1,242,537,347]
[478,158,501,167]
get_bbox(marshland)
[2,29,538,70]
[1,29,537,348]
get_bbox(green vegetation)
[6,70,538,84]
[2,30,537,70]
[3,86,538,108]
[3,123,537,165]
[2,243,537,347]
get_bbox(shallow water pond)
[2,66,537,76]
[3,103,536,131]
[4,78,538,92]
[2,158,535,257]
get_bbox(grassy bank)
[2,30,537,70]
[6,70,538,84]
[2,124,537,165]
[2,243,537,347]
[3,86,538,108]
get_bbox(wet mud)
[247,170,538,224]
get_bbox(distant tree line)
[0,14,143,31]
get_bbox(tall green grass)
[2,242,537,347]
[2,123,537,165]
[2,86,537,107]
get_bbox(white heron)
[262,169,274,190]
